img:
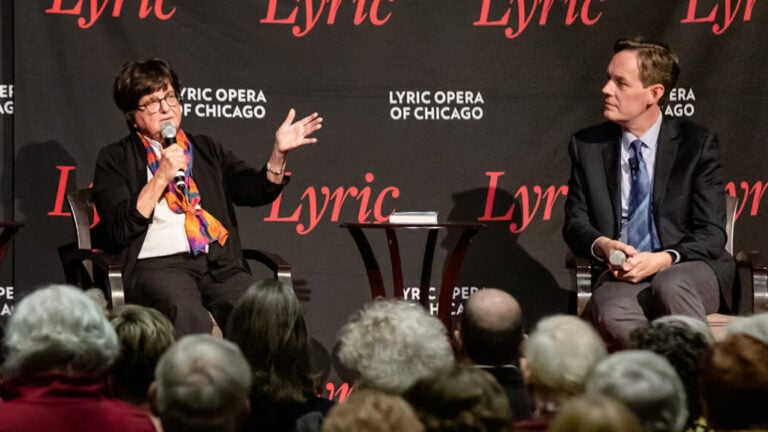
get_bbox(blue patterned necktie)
[627,139,654,252]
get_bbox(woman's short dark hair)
[113,58,180,121]
[226,279,315,403]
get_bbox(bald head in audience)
[457,288,524,366]
[455,288,531,421]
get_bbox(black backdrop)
[1,0,767,398]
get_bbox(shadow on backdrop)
[7,141,76,298]
[0,0,15,298]
[443,187,568,329]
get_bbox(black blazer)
[563,117,736,310]
[92,132,286,292]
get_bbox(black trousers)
[129,253,254,336]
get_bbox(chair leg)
[209,312,222,337]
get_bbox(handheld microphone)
[609,250,627,266]
[160,121,185,191]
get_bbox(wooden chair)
[59,187,294,310]
[567,196,768,339]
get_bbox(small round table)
[340,222,484,328]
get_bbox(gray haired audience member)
[701,333,768,431]
[322,390,425,432]
[151,334,252,432]
[548,394,643,432]
[456,288,530,420]
[586,350,688,432]
[0,284,155,431]
[629,315,712,429]
[522,314,606,423]
[336,299,454,394]
[724,311,768,344]
[404,364,511,432]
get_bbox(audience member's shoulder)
[572,121,622,144]
[99,398,158,432]
[0,396,156,432]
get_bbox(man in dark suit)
[563,37,734,346]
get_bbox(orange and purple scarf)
[139,129,228,255]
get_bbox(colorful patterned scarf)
[139,128,229,255]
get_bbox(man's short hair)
[110,304,175,405]
[3,284,119,377]
[459,288,524,365]
[404,364,510,432]
[153,334,252,432]
[614,36,680,106]
[586,350,688,432]
[701,334,768,430]
[323,390,425,432]
[336,299,454,394]
[524,315,606,397]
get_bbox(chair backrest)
[725,195,738,256]
[66,188,96,250]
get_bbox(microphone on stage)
[609,249,627,266]
[629,156,639,175]
[160,121,186,191]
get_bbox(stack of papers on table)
[388,211,438,224]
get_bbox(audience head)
[701,333,768,430]
[629,315,711,427]
[457,288,524,365]
[651,314,714,345]
[151,334,252,432]
[404,364,510,432]
[227,278,314,402]
[523,315,606,410]
[724,312,768,345]
[586,350,687,432]
[2,284,118,378]
[336,299,454,394]
[109,304,175,406]
[549,394,643,432]
[322,389,424,432]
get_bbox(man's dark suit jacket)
[563,116,736,311]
